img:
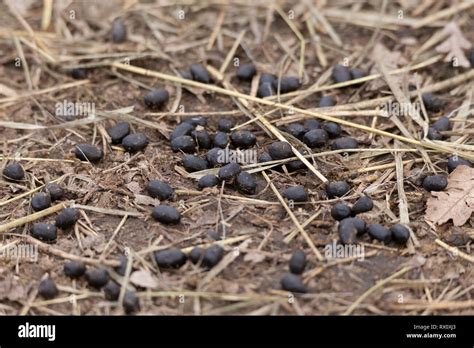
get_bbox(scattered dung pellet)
[286,123,305,139]
[183,155,208,172]
[282,186,308,202]
[55,208,79,230]
[198,174,219,189]
[259,152,273,163]
[38,278,58,299]
[143,88,169,109]
[183,116,207,127]
[268,141,293,160]
[259,73,276,85]
[390,224,410,244]
[236,172,257,194]
[281,273,306,293]
[338,219,358,244]
[340,217,366,237]
[304,119,321,131]
[303,129,328,148]
[202,245,225,269]
[191,129,211,149]
[171,135,196,153]
[44,183,64,201]
[71,68,87,79]
[75,144,103,163]
[350,68,365,80]
[331,203,352,221]
[470,49,474,67]
[170,122,194,141]
[123,291,140,314]
[367,224,391,243]
[326,181,350,198]
[207,147,224,167]
[257,82,274,97]
[154,249,187,268]
[3,163,24,181]
[31,192,51,212]
[352,195,374,215]
[422,93,443,112]
[189,247,204,264]
[147,180,174,200]
[218,162,241,182]
[422,174,448,192]
[64,261,86,279]
[289,250,306,274]
[218,118,236,133]
[230,130,256,148]
[331,137,358,150]
[190,63,210,83]
[236,63,256,81]
[332,64,351,83]
[31,223,57,242]
[272,76,300,93]
[322,122,342,138]
[319,95,335,107]
[104,281,120,301]
[152,205,181,224]
[432,116,450,132]
[427,127,443,140]
[85,268,109,289]
[447,156,472,173]
[179,70,193,80]
[213,131,230,148]
[107,122,130,144]
[121,133,149,152]
[111,19,126,43]
[115,255,128,276]
[287,160,305,172]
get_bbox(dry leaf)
[369,43,409,90]
[130,269,158,289]
[435,22,472,68]
[243,250,266,264]
[425,165,474,226]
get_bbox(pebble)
[104,281,120,301]
[319,95,335,107]
[152,205,181,224]
[123,291,140,314]
[422,93,443,112]
[170,122,194,141]
[31,223,57,242]
[154,249,187,268]
[282,186,308,202]
[338,219,358,244]
[351,195,374,215]
[326,181,350,198]
[286,123,306,139]
[71,68,87,79]
[202,245,225,269]
[111,19,126,43]
[183,116,207,127]
[331,203,352,221]
[432,116,450,132]
[147,180,174,200]
[272,76,300,93]
[171,135,196,153]
[447,156,472,173]
[236,63,256,81]
[268,141,293,160]
[331,137,358,150]
[289,250,306,274]
[230,130,256,148]
[45,183,64,201]
[304,119,321,131]
[257,82,274,97]
[38,278,58,299]
[190,63,210,83]
[218,162,241,182]
[143,88,169,109]
[236,172,257,194]
[422,174,448,191]
[427,127,443,140]
[75,144,103,163]
[182,155,208,172]
[55,208,79,230]
[218,118,236,133]
[64,261,86,279]
[121,133,149,152]
[191,129,212,149]
[259,152,273,163]
[85,268,109,289]
[207,148,224,167]
[332,64,351,83]
[322,122,342,138]
[213,131,230,148]
[367,224,391,243]
[3,163,24,181]
[303,129,328,148]
[280,273,306,293]
[198,175,219,190]
[189,247,204,264]
[31,192,51,211]
[390,224,410,244]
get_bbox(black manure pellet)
[152,205,181,224]
[154,249,187,268]
[75,144,103,163]
[189,247,204,264]
[198,174,219,189]
[182,155,208,172]
[143,89,169,109]
[268,141,293,160]
[213,131,229,148]
[31,192,51,211]
[202,245,225,269]
[422,93,443,112]
[170,122,194,141]
[281,273,306,293]
[422,174,448,192]
[289,250,306,274]
[319,95,335,108]
[31,223,57,242]
[44,183,64,201]
[259,73,276,85]
[304,119,321,131]
[147,180,174,200]
[432,116,450,132]
[171,135,196,153]
[64,261,86,279]
[191,129,211,149]
[332,64,351,83]
[352,195,374,215]
[115,255,129,276]
[179,70,193,80]
[303,129,328,148]
[338,219,358,244]
[85,268,109,289]
[367,224,391,243]
[447,156,472,173]
[469,49,474,67]
[257,82,274,98]
[218,162,241,182]
[55,208,79,230]
[207,148,224,167]
[326,181,350,198]
[107,122,130,144]
[427,127,443,140]
[390,224,410,244]
[259,152,273,163]
[331,137,358,150]
[340,217,366,237]
[350,68,365,80]
[272,76,300,93]
[322,122,342,138]
[331,203,352,221]
[236,172,257,194]
[3,163,24,181]
[230,130,256,148]
[218,118,235,133]
[71,68,87,79]
[111,19,126,43]
[286,123,305,139]
[236,63,256,81]
[190,63,210,83]
[123,291,140,314]
[104,281,120,301]
[287,160,305,172]
[122,133,148,152]
[183,116,207,127]
[282,186,308,202]
[38,278,58,299]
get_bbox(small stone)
[289,250,306,274]
[281,273,306,293]
[352,195,373,215]
[218,118,236,133]
[236,172,257,194]
[123,291,140,314]
[171,135,196,153]
[152,205,181,224]
[44,183,65,201]
[104,281,120,301]
[268,141,293,160]
[202,245,225,269]
[55,208,79,230]
[144,89,169,109]
[190,63,210,83]
[218,162,241,182]
[85,268,109,289]
[213,132,230,148]
[154,249,187,268]
[286,123,305,139]
[326,181,350,198]
[322,122,342,138]
[319,96,335,107]
[198,174,219,189]
[191,129,211,149]
[31,223,57,242]
[390,224,410,244]
[170,122,194,141]
[331,203,352,221]
[367,224,391,243]
[31,192,51,211]
[64,261,86,279]
[447,156,472,173]
[38,278,58,299]
[332,64,351,83]
[230,131,256,148]
[74,144,103,163]
[422,174,448,192]
[257,82,274,97]
[282,186,308,202]
[121,133,149,152]
[331,137,358,150]
[303,129,328,148]
[111,19,126,43]
[272,76,300,93]
[189,247,204,264]
[236,63,256,81]
[182,155,208,172]
[147,180,174,200]
[3,163,24,181]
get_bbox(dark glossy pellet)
[422,93,443,112]
[213,132,229,148]
[319,95,335,107]
[71,68,87,79]
[281,273,306,293]
[326,181,350,198]
[191,129,211,149]
[171,135,196,153]
[183,116,207,127]
[55,208,79,230]
[202,245,224,269]
[286,123,305,139]
[85,268,109,289]
[115,255,128,276]
[218,118,235,133]
[189,247,204,264]
[64,261,86,279]
[107,122,130,144]
[286,160,305,172]
[282,186,308,202]
[322,122,342,138]
[152,205,181,224]
[123,291,140,314]
[179,70,193,80]
[331,203,352,221]
[447,156,472,173]
[289,250,306,274]
[104,281,120,301]
[303,129,328,148]
[147,180,174,200]
[469,49,474,67]
[352,195,373,215]
[236,63,256,81]
[31,223,57,242]
[340,217,366,236]
[350,68,365,80]
[190,63,210,83]
[170,122,194,141]
[367,224,391,243]
[338,219,358,244]
[257,82,274,97]
[75,144,103,163]
[331,137,358,150]
[268,141,293,160]
[154,249,187,268]
[304,119,321,131]
[236,172,257,194]
[259,73,276,85]
[144,89,169,109]
[272,76,300,93]
[230,131,256,148]
[432,116,450,132]
[111,19,126,43]
[259,152,273,163]
[198,174,219,189]
[207,148,224,167]
[332,64,351,83]
[390,224,410,244]
[218,162,241,182]
[38,278,58,299]
[44,183,64,201]
[31,192,51,211]
[122,133,149,152]
[3,163,24,181]
[422,174,448,192]
[427,127,443,140]
[183,155,208,172]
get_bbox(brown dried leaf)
[130,269,158,289]
[435,22,472,68]
[369,43,409,90]
[425,165,474,226]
